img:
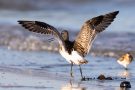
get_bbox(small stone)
[97,74,106,80]
[120,81,131,88]
[88,77,92,80]
[106,77,113,80]
[121,77,126,80]
[114,77,118,80]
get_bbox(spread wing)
[18,21,65,47]
[74,11,119,56]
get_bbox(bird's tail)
[79,59,88,64]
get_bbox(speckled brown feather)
[118,53,133,63]
[74,11,119,56]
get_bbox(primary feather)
[18,21,65,47]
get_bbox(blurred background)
[0,0,135,31]
[0,0,135,55]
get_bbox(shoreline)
[0,25,135,58]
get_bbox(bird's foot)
[81,76,88,81]
[81,76,94,81]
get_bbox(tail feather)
[79,59,88,64]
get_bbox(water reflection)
[118,70,131,78]
[61,80,86,90]
[118,87,130,90]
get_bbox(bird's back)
[64,40,74,54]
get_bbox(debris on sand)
[81,74,128,81]
[97,74,113,80]
[97,74,106,80]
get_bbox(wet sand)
[0,66,134,90]
[0,48,135,90]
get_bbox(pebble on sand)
[120,81,131,88]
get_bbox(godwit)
[18,11,119,78]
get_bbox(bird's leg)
[70,62,73,77]
[125,67,128,70]
[79,65,83,79]
[125,65,128,70]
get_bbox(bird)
[18,11,119,78]
[117,52,133,70]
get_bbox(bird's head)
[121,52,134,63]
[127,52,134,61]
[61,30,69,41]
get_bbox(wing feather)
[74,11,119,56]
[18,21,65,47]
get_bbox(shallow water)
[0,48,135,90]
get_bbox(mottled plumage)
[117,53,134,69]
[74,11,119,56]
[18,11,119,78]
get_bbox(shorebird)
[117,53,133,70]
[18,11,119,78]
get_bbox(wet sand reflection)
[61,80,86,90]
